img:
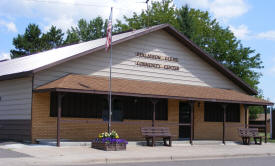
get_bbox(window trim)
[204,102,240,123]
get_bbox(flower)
[92,130,127,144]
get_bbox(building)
[250,113,271,132]
[0,24,273,144]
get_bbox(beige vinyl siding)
[0,77,32,120]
[34,30,244,93]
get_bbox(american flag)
[105,7,113,51]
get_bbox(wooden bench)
[238,128,262,145]
[141,127,172,147]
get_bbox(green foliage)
[11,17,107,58]
[10,24,64,58]
[176,5,194,39]
[11,24,44,58]
[42,26,64,49]
[176,6,263,90]
[63,28,80,45]
[64,17,105,44]
[249,106,264,119]
[120,0,178,30]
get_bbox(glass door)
[179,102,191,139]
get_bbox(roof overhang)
[0,71,33,81]
[34,74,273,106]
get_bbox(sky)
[0,0,274,105]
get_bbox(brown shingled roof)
[35,74,273,106]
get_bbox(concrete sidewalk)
[1,143,275,166]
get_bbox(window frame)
[49,92,168,121]
[204,102,240,123]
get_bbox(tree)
[176,5,194,39]
[115,0,178,31]
[42,26,64,49]
[11,24,64,58]
[64,27,80,45]
[11,24,43,58]
[64,17,106,44]
[176,6,263,91]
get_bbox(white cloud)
[0,0,157,33]
[43,15,75,32]
[182,0,209,8]
[256,30,275,41]
[0,52,11,61]
[229,26,275,42]
[210,0,249,21]
[229,24,250,39]
[0,20,17,32]
[183,0,250,22]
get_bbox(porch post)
[222,104,227,144]
[151,100,158,127]
[151,100,158,147]
[264,105,267,143]
[244,105,248,128]
[57,93,63,147]
[189,101,194,145]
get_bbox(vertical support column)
[244,105,248,128]
[151,99,158,147]
[222,104,227,145]
[151,100,158,127]
[264,105,267,143]
[189,101,194,145]
[57,93,63,147]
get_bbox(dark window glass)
[123,96,168,120]
[204,102,240,122]
[226,104,240,122]
[50,92,104,119]
[50,93,168,121]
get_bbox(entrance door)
[179,102,191,139]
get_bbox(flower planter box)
[92,142,127,151]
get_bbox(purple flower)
[92,137,128,144]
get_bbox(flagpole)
[108,7,113,133]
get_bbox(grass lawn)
[259,132,275,143]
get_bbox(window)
[204,102,240,122]
[50,92,104,118]
[226,104,240,122]
[102,98,124,122]
[50,93,168,121]
[123,96,168,120]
